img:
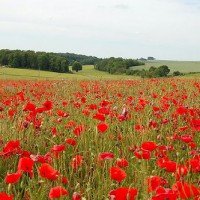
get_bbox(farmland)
[0,66,138,80]
[1,61,200,81]
[0,78,200,199]
[132,60,200,73]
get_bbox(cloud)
[113,4,129,10]
[0,0,199,60]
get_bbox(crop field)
[0,66,136,80]
[0,78,200,199]
[132,60,200,73]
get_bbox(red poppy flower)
[116,158,129,168]
[191,119,200,131]
[93,113,105,121]
[65,138,77,146]
[147,176,167,192]
[141,141,157,151]
[88,104,97,110]
[1,140,20,156]
[97,123,108,133]
[180,135,193,143]
[51,127,57,137]
[98,152,114,161]
[163,160,177,173]
[65,120,76,129]
[152,187,178,200]
[109,166,126,182]
[100,100,110,107]
[17,157,34,178]
[109,187,138,200]
[98,107,110,115]
[35,107,45,113]
[73,125,85,136]
[39,163,59,180]
[49,186,68,199]
[62,101,68,106]
[30,153,52,163]
[134,124,144,131]
[5,171,22,184]
[175,165,188,179]
[61,176,68,184]
[57,110,69,117]
[0,192,13,200]
[8,109,16,118]
[188,157,200,173]
[42,100,53,111]
[71,155,83,170]
[72,192,81,200]
[172,181,200,199]
[157,158,177,172]
[176,106,187,115]
[23,102,36,112]
[149,120,158,129]
[51,144,66,153]
[134,149,151,160]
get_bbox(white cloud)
[0,0,199,60]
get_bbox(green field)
[0,65,136,80]
[1,60,200,80]
[132,60,200,73]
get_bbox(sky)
[0,0,200,60]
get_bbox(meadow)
[0,77,200,200]
[1,60,200,82]
[132,60,200,73]
[0,66,134,80]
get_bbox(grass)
[0,66,137,80]
[132,60,200,73]
[1,62,200,81]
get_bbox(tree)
[60,59,69,73]
[95,57,144,74]
[72,61,82,72]
[156,65,170,77]
[148,57,155,60]
[173,71,182,76]
[11,53,21,68]
[0,49,70,73]
[149,66,157,72]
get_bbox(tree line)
[126,65,170,78]
[94,57,145,74]
[126,65,183,78]
[0,49,70,73]
[58,52,100,65]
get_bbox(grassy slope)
[132,60,200,73]
[0,65,134,80]
[1,61,200,80]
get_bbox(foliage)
[58,52,100,65]
[173,71,183,76]
[126,65,171,78]
[72,61,82,72]
[95,57,144,74]
[147,57,156,60]
[0,49,69,73]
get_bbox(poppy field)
[0,78,200,200]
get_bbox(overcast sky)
[0,0,199,60]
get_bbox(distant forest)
[94,57,144,74]
[59,52,99,65]
[0,49,100,73]
[0,49,144,74]
[0,49,70,73]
